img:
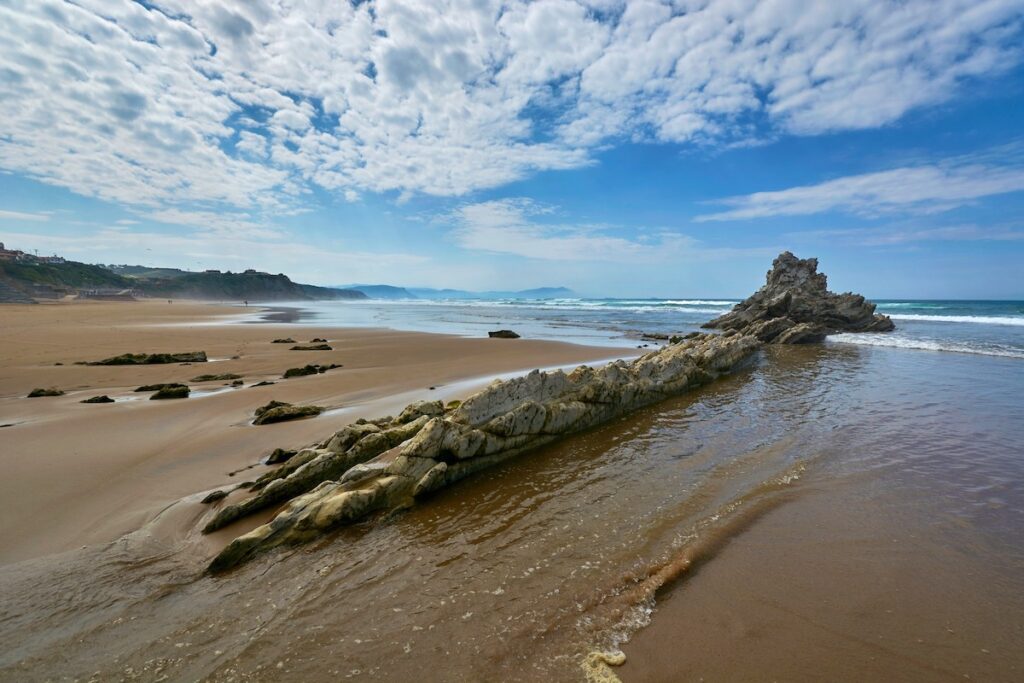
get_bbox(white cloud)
[0,209,51,222]
[0,0,1020,223]
[447,198,772,262]
[788,223,1024,246]
[696,151,1024,221]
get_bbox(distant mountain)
[408,286,576,300]
[335,284,418,299]
[0,260,366,302]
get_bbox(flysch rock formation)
[202,252,887,572]
[703,251,894,343]
[205,332,760,572]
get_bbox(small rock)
[289,343,332,351]
[27,387,64,398]
[201,490,229,504]
[488,330,520,339]
[150,385,190,400]
[80,395,115,403]
[271,338,296,344]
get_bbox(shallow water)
[2,341,1022,681]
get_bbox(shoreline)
[0,299,630,564]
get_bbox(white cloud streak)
[448,198,773,262]
[696,153,1024,221]
[0,209,51,222]
[0,0,1020,225]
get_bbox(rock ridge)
[703,251,894,343]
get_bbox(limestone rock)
[80,395,115,403]
[27,387,64,398]
[150,385,190,400]
[703,251,893,342]
[251,401,323,425]
[87,351,207,365]
[206,332,760,571]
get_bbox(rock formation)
[205,332,759,572]
[703,251,894,343]
[251,401,324,425]
[27,388,64,398]
[150,385,190,400]
[488,329,521,338]
[290,343,332,351]
[86,351,207,365]
[200,252,888,572]
[80,395,115,403]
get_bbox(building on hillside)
[0,242,31,262]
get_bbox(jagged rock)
[265,448,297,465]
[282,363,341,378]
[251,401,323,425]
[27,388,64,398]
[206,333,759,571]
[201,490,228,504]
[87,351,207,365]
[703,252,893,342]
[271,338,296,344]
[190,373,242,382]
[150,385,190,400]
[80,395,115,403]
[488,330,520,339]
[290,343,332,351]
[136,383,188,393]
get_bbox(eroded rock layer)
[206,332,760,572]
[703,251,894,343]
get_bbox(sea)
[253,296,1024,359]
[2,296,1023,681]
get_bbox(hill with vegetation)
[0,260,366,302]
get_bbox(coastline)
[0,299,629,564]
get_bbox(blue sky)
[1,0,1023,298]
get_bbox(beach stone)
[703,251,894,342]
[190,373,242,382]
[252,401,323,425]
[271,338,296,344]
[488,329,520,338]
[150,385,190,400]
[265,448,297,465]
[80,395,115,403]
[290,343,332,351]
[27,387,64,398]
[201,490,229,504]
[135,382,188,392]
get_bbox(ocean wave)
[828,333,1024,359]
[890,314,1024,326]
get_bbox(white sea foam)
[890,314,1024,326]
[829,333,1024,359]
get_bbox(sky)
[1,0,1023,299]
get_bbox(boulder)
[703,252,894,342]
[80,395,115,403]
[251,401,323,425]
[27,388,64,398]
[488,329,520,339]
[150,385,190,400]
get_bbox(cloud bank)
[1,0,1021,225]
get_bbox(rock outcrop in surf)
[703,251,894,343]
[205,332,759,572]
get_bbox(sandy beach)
[0,299,626,564]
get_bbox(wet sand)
[2,307,1023,682]
[0,300,626,564]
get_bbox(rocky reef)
[200,252,888,572]
[205,332,759,571]
[86,351,208,365]
[703,251,894,343]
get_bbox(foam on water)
[889,313,1024,326]
[828,333,1024,359]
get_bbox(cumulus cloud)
[0,0,1021,224]
[696,150,1024,221]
